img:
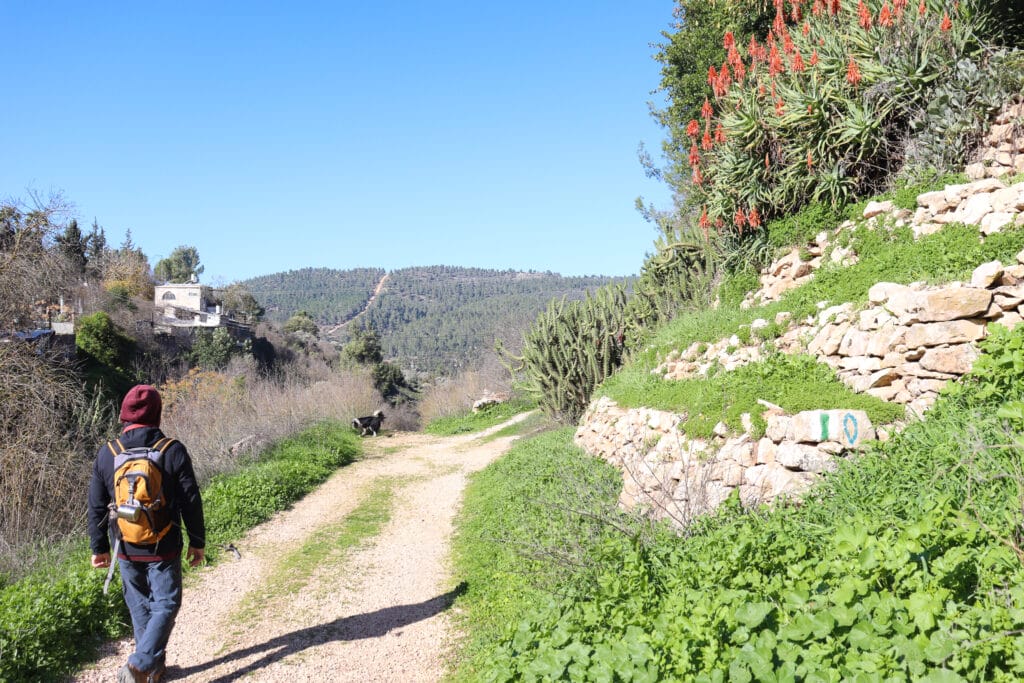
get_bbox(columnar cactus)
[507,285,629,422]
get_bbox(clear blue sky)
[2,1,676,284]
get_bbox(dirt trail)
[325,272,389,338]
[73,415,529,683]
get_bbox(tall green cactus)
[501,284,629,423]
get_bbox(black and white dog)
[352,410,385,436]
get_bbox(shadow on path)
[170,582,467,682]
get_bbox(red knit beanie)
[120,385,162,426]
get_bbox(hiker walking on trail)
[87,384,206,683]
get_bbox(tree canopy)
[154,245,203,284]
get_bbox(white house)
[154,283,224,330]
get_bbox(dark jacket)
[87,426,206,561]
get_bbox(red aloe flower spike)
[734,208,747,228]
[748,207,762,227]
[783,31,795,55]
[812,0,824,15]
[940,12,952,30]
[879,4,893,26]
[858,0,873,29]
[773,9,786,34]
[733,60,746,83]
[702,98,714,120]
[802,20,811,35]
[699,208,710,239]
[918,0,926,16]
[769,44,785,76]
[829,0,841,14]
[792,51,805,72]
[687,119,701,137]
[749,36,763,63]
[708,65,718,89]
[791,1,803,22]
[693,166,704,186]
[714,122,727,144]
[807,150,814,169]
[717,62,732,94]
[689,143,701,167]
[775,98,785,116]
[846,57,862,85]
[723,31,736,50]
[894,0,907,13]
[701,130,713,151]
[810,49,820,66]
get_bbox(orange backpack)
[109,437,176,545]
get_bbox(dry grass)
[160,358,384,484]
[0,345,108,579]
[417,357,512,424]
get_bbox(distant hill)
[241,267,386,325]
[242,265,632,374]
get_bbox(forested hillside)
[242,267,385,325]
[357,267,628,374]
[246,265,630,374]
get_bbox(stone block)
[838,328,872,357]
[866,326,908,357]
[952,192,994,225]
[864,200,895,218]
[994,286,1024,309]
[919,345,980,375]
[905,319,987,347]
[787,409,875,448]
[971,261,1005,289]
[917,287,992,322]
[756,437,777,465]
[981,212,1016,235]
[765,414,791,443]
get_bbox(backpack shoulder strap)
[108,438,126,457]
[153,437,177,454]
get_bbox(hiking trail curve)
[71,414,531,683]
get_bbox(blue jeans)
[119,557,182,673]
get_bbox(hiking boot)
[117,662,150,683]
[149,661,167,683]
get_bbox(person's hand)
[186,547,205,567]
[91,553,110,568]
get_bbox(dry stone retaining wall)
[575,107,1024,528]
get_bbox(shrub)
[683,0,992,237]
[75,311,133,371]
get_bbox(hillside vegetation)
[247,265,631,374]
[447,0,1024,680]
[241,266,386,325]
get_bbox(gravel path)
[72,416,529,682]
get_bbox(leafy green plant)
[448,428,633,682]
[475,326,1024,681]
[75,312,133,371]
